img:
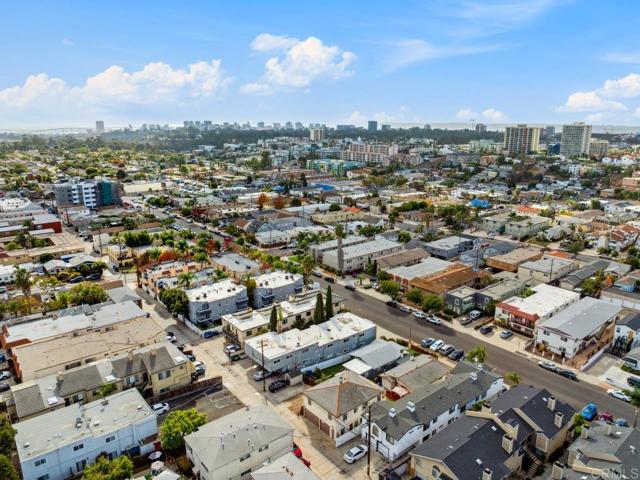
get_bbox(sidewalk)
[334,277,610,389]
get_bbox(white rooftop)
[326,237,402,261]
[186,279,246,302]
[500,283,579,318]
[253,271,302,289]
[387,257,452,280]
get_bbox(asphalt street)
[318,278,636,420]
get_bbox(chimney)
[389,408,397,418]
[407,402,416,413]
[128,350,134,361]
[554,411,563,429]
[551,462,565,480]
[482,468,492,480]
[150,348,156,357]
[547,396,556,411]
[580,425,589,439]
[502,434,514,454]
[56,371,64,382]
[481,401,491,414]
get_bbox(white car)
[152,402,170,415]
[343,444,368,464]
[427,316,442,325]
[0,371,10,380]
[607,389,631,402]
[413,311,427,319]
[399,305,413,313]
[430,339,444,352]
[166,333,177,343]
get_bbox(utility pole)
[366,402,372,477]
[261,339,266,393]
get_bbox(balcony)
[236,298,249,309]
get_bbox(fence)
[147,376,222,404]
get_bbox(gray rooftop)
[347,339,406,371]
[304,370,383,416]
[537,297,622,339]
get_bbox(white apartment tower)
[560,122,592,158]
[503,125,541,155]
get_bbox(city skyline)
[2,0,640,128]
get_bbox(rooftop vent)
[389,408,397,418]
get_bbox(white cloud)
[385,39,498,71]
[239,82,273,95]
[557,91,626,113]
[584,112,610,123]
[250,33,299,52]
[0,59,232,116]
[243,34,356,94]
[455,108,478,121]
[62,38,74,47]
[600,73,640,99]
[481,108,507,122]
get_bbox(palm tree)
[505,372,521,386]
[177,272,195,289]
[194,251,209,269]
[13,266,33,314]
[300,255,315,284]
[465,345,487,363]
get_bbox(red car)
[599,412,614,423]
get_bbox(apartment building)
[589,138,609,158]
[341,142,399,163]
[244,312,376,373]
[54,180,121,209]
[516,256,576,283]
[364,361,503,461]
[16,389,157,480]
[323,237,403,273]
[495,284,580,336]
[252,271,304,308]
[186,279,249,327]
[210,252,260,280]
[185,405,294,480]
[503,125,541,155]
[309,235,368,263]
[141,259,211,298]
[560,122,592,158]
[10,341,194,420]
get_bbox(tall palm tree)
[13,266,33,314]
[505,372,521,386]
[177,272,195,289]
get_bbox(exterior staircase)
[522,444,543,478]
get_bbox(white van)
[469,310,482,320]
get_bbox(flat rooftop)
[186,279,246,302]
[388,257,452,280]
[253,271,302,289]
[15,389,155,460]
[499,283,579,318]
[211,253,259,272]
[325,238,402,261]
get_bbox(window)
[105,435,115,443]
[158,370,171,380]
[240,452,251,462]
[560,336,568,342]
[35,458,47,467]
[73,443,84,451]
[258,444,269,452]
[241,469,252,476]
[432,465,442,478]
[37,476,49,480]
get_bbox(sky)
[2,0,640,129]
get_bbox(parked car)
[538,361,557,372]
[459,316,472,326]
[448,349,465,361]
[194,361,206,376]
[343,445,368,464]
[253,369,274,381]
[345,283,357,291]
[580,403,598,421]
[479,324,494,335]
[69,275,85,284]
[0,371,10,380]
[0,353,5,363]
[85,273,102,281]
[225,344,240,354]
[607,389,631,402]
[152,402,170,415]
[312,271,322,278]
[420,338,435,348]
[627,375,640,388]
[413,311,427,320]
[166,333,177,343]
[324,276,335,283]
[614,418,629,427]
[469,310,482,320]
[499,330,513,339]
[399,305,413,313]
[439,345,455,356]
[385,300,397,307]
[598,412,614,423]
[268,379,290,393]
[427,316,442,325]
[230,352,247,361]
[185,354,196,362]
[203,330,219,339]
[429,339,444,352]
[557,369,577,380]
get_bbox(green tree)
[13,266,33,314]
[397,231,411,243]
[465,345,487,363]
[300,255,315,284]
[0,416,16,457]
[160,408,207,451]
[177,272,195,289]
[505,372,521,386]
[380,280,400,300]
[421,294,444,312]
[313,292,325,324]
[329,203,341,212]
[159,288,189,317]
[325,285,334,319]
[406,288,424,305]
[0,455,19,480]
[269,305,278,332]
[82,455,133,480]
[99,383,117,398]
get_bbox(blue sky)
[2,0,640,128]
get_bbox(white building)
[185,405,293,480]
[323,237,403,273]
[503,125,541,155]
[252,271,304,308]
[186,279,249,327]
[560,122,592,158]
[15,389,157,480]
[535,297,622,358]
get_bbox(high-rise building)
[503,124,541,155]
[368,120,378,132]
[560,122,592,158]
[54,180,122,209]
[336,124,355,131]
[310,128,326,142]
[381,124,391,131]
[544,125,556,138]
[95,121,105,134]
[475,123,487,133]
[341,142,399,163]
[272,123,281,130]
[257,122,265,128]
[589,139,609,159]
[295,122,303,129]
